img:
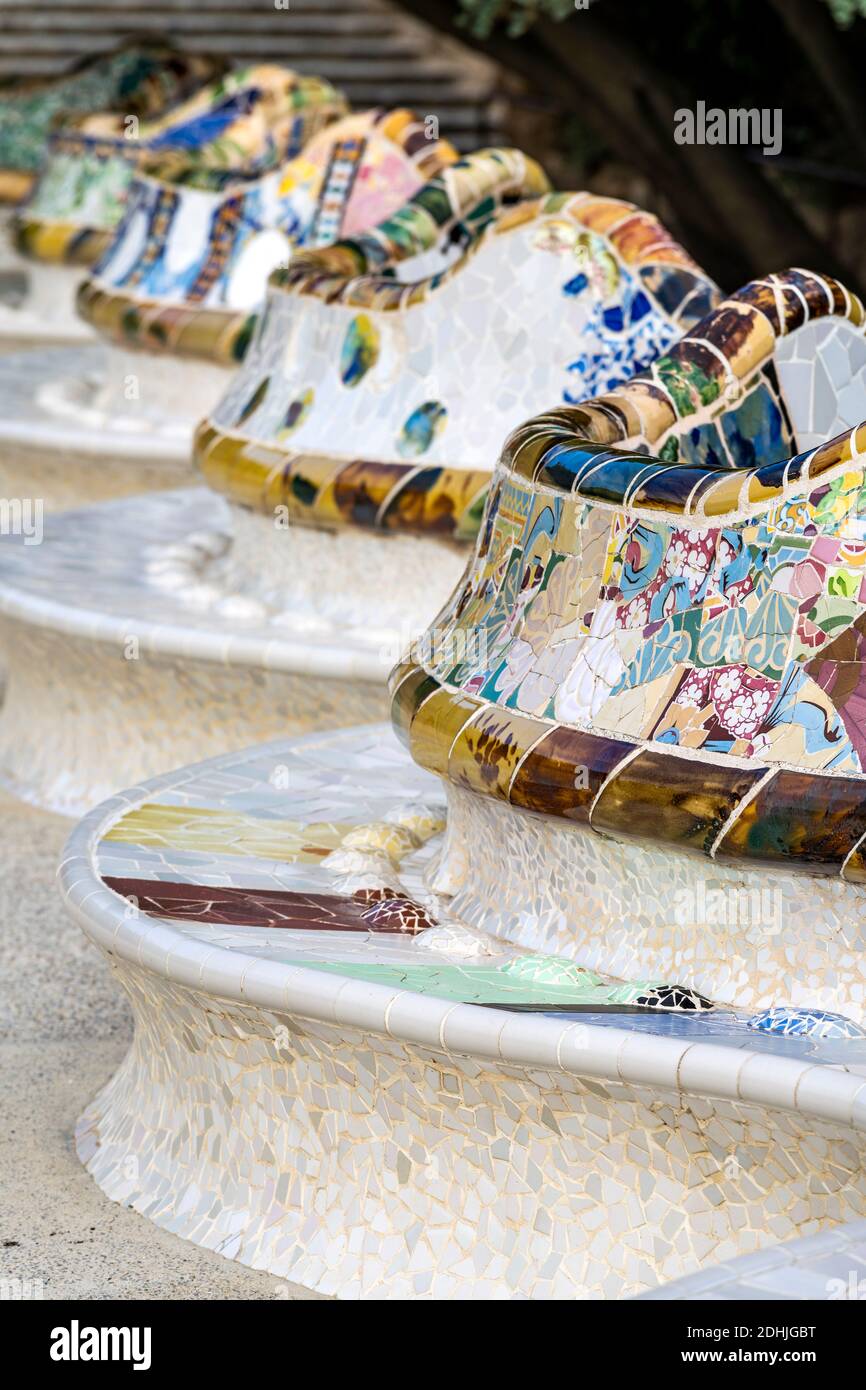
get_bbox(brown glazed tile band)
[388,651,866,883]
[13,216,113,267]
[194,422,494,538]
[76,280,252,365]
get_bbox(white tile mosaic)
[438,780,866,1025]
[58,724,866,1299]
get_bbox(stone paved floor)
[0,789,322,1300]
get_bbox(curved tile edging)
[389,658,866,882]
[502,267,865,496]
[57,727,866,1132]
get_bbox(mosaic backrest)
[194,185,718,536]
[14,66,347,262]
[392,270,866,879]
[0,42,224,189]
[75,110,459,360]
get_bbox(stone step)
[0,0,397,9]
[0,41,471,85]
[0,11,401,33]
[0,0,503,148]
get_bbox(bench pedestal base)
[77,957,866,1300]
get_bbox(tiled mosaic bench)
[2,268,862,814]
[76,107,460,362]
[0,40,223,204]
[0,109,458,507]
[63,372,866,1294]
[0,191,718,810]
[1,64,343,350]
[61,724,866,1300]
[392,398,866,1019]
[193,184,716,640]
[0,43,223,349]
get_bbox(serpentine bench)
[60,723,866,1299]
[57,276,866,1296]
[0,108,458,509]
[1,64,344,350]
[392,321,866,1018]
[192,182,716,639]
[2,269,863,815]
[0,184,721,812]
[0,40,222,205]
